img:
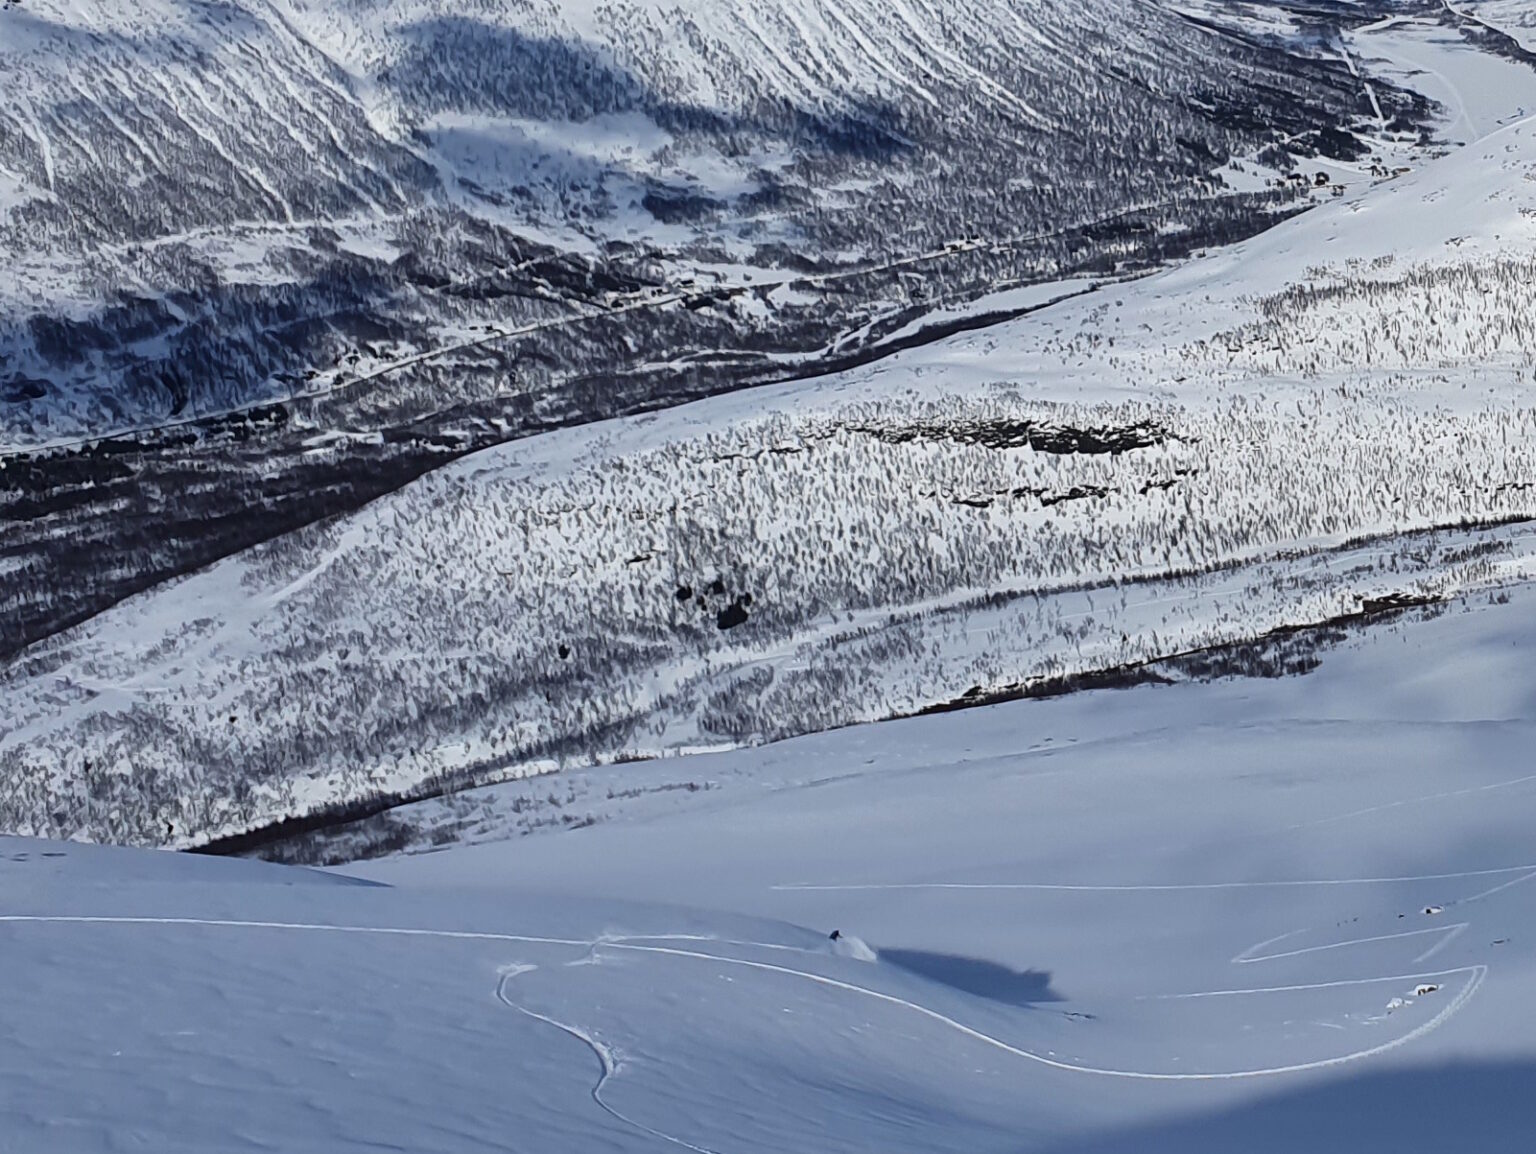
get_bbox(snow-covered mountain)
[9,8,1536,1146]
[1,0,1393,439]
[1,0,1418,658]
[5,5,1536,851]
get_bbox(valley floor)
[5,580,1535,1151]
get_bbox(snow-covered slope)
[1460,0,1536,53]
[5,581,1535,1152]
[4,12,1534,850]
[5,0,1420,670]
[0,0,1387,441]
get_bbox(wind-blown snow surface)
[4,19,1536,849]
[6,585,1536,1152]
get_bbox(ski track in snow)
[494,965,724,1154]
[1230,924,1470,967]
[6,806,1526,1151]
[1461,868,1536,903]
[0,900,1494,1099]
[1282,770,1536,833]
[772,861,1536,892]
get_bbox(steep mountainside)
[2,0,1401,440]
[5,7,1535,851]
[0,0,1420,658]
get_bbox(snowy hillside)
[4,583,1535,1151]
[4,6,1536,851]
[1,0,1394,441]
[8,6,1536,1145]
[0,0,1417,658]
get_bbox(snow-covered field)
[1352,15,1533,145]
[5,579,1535,1151]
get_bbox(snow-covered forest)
[0,0,1428,659]
[10,27,1536,846]
[0,0,1534,882]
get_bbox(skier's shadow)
[878,949,1063,1007]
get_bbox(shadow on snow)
[878,948,1065,1008]
[1038,1059,1536,1154]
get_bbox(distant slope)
[5,19,1536,850]
[0,0,1401,440]
[0,0,1430,665]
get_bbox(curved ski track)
[4,853,1521,1151]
